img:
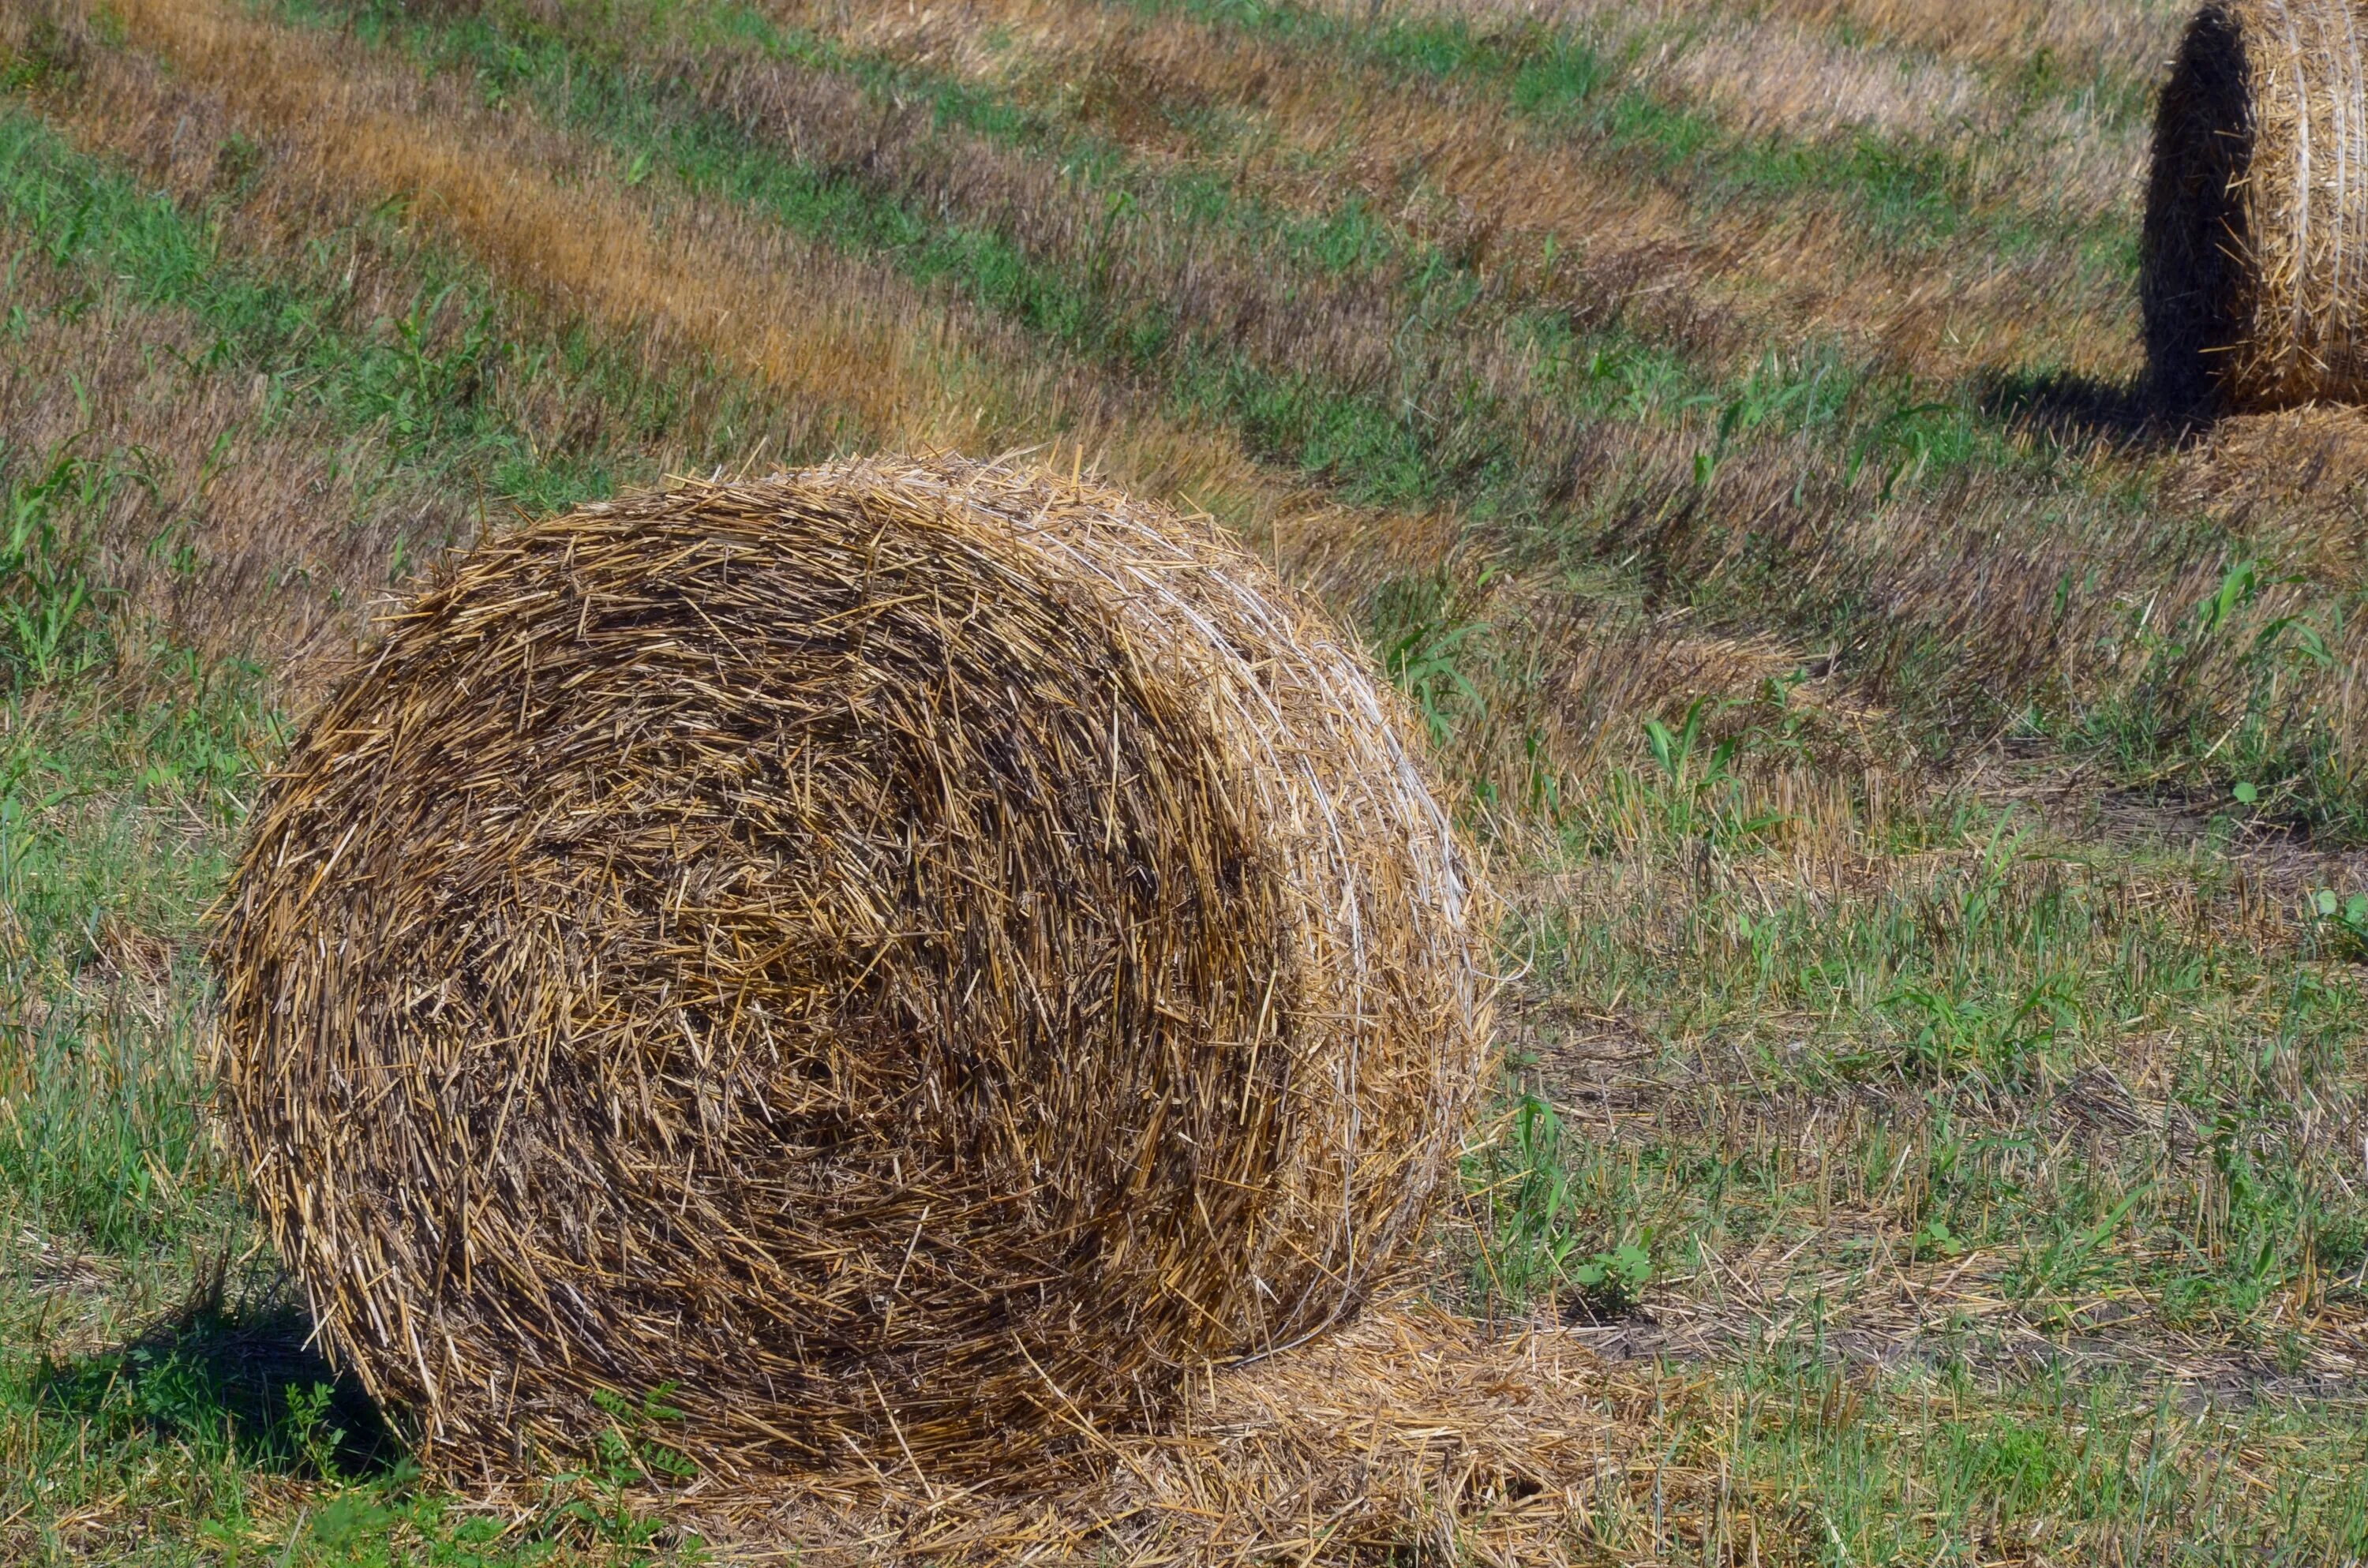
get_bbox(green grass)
[1495,761,2368,1323]
[1710,1355,2368,1564]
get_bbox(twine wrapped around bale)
[209,455,1492,1482]
[2145,1,2368,410]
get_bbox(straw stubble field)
[6,0,2368,1562]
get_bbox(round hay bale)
[2145,1,2368,411]
[209,455,1492,1480]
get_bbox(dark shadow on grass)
[1973,368,2213,451]
[33,1266,401,1480]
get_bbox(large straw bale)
[2146,1,2368,410]
[208,455,1492,1480]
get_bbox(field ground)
[6,0,2368,1561]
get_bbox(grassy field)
[6,0,2368,1560]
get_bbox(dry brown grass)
[1746,0,2189,79]
[2172,404,2368,584]
[677,35,1653,504]
[1393,0,2189,88]
[792,0,2149,384]
[808,0,1772,350]
[1330,0,2155,152]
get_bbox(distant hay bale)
[209,455,1492,1481]
[2145,2,2368,410]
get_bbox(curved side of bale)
[208,456,1492,1481]
[2146,1,2368,411]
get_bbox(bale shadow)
[32,1267,399,1480]
[1973,368,2201,451]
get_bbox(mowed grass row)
[237,0,2368,831]
[5,0,2368,1563]
[788,0,2149,369]
[6,4,2230,791]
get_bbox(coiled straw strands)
[2147,1,2368,410]
[208,455,1493,1482]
